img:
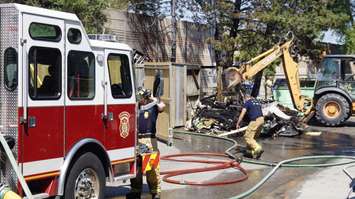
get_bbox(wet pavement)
[106,118,355,199]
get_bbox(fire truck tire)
[64,152,105,199]
[315,93,350,126]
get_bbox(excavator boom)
[227,34,312,114]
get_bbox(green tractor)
[314,55,355,126]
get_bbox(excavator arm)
[228,33,312,115]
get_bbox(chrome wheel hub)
[74,168,99,199]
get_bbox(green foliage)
[344,25,355,54]
[263,64,277,78]
[200,0,352,69]
[201,0,244,66]
[108,0,130,10]
[5,0,109,33]
[49,0,109,33]
[123,0,352,68]
[252,0,350,59]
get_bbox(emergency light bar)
[88,34,118,42]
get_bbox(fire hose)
[171,130,355,199]
[160,153,248,186]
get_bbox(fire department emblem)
[119,112,130,138]
[144,111,149,119]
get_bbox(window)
[107,54,132,98]
[67,28,82,44]
[342,60,355,81]
[29,23,61,42]
[68,51,95,100]
[4,48,18,91]
[29,47,61,99]
[318,58,341,81]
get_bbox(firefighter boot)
[126,192,141,199]
[152,193,160,199]
[251,144,264,159]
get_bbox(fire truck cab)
[0,3,137,198]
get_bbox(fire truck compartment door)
[21,14,65,177]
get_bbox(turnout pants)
[244,117,264,150]
[130,137,161,195]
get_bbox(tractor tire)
[315,93,350,126]
[64,152,105,199]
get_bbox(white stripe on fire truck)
[22,157,63,176]
[107,147,135,162]
[21,147,135,177]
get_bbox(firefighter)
[236,93,264,159]
[127,88,165,199]
[0,184,22,199]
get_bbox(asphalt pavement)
[106,117,355,199]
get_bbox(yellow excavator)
[226,32,313,119]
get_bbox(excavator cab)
[314,55,355,126]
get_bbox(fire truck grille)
[0,6,19,191]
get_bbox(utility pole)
[171,0,177,63]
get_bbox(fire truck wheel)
[64,152,105,199]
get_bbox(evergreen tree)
[3,0,109,33]
[200,0,352,66]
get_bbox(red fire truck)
[0,3,137,199]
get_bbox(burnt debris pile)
[185,94,305,138]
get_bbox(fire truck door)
[64,22,105,152]
[104,49,136,162]
[20,14,65,177]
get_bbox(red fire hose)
[160,153,248,186]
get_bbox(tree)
[50,0,109,33]
[4,0,109,33]
[343,0,355,54]
[195,0,352,97]
[199,0,352,66]
[253,1,350,59]
[344,25,355,53]
[125,0,352,95]
[108,0,130,10]
[195,0,247,67]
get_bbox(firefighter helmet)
[137,87,152,101]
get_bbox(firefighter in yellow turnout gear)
[127,88,165,199]
[236,93,264,159]
[0,185,21,199]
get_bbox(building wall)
[103,9,215,66]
